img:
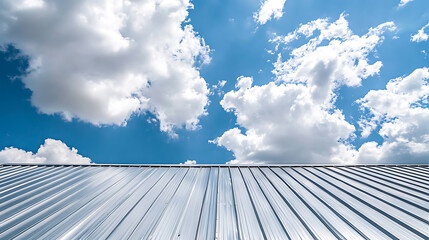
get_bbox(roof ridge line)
[0,163,428,168]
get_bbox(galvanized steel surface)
[0,164,428,239]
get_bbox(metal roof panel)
[0,164,427,239]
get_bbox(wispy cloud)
[411,23,429,42]
[254,0,287,25]
[398,0,414,7]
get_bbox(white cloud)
[0,139,91,164]
[270,17,330,45]
[355,68,429,164]
[411,23,429,42]
[212,15,396,164]
[398,0,414,7]
[212,78,356,164]
[0,0,210,136]
[254,0,287,25]
[210,80,227,96]
[181,159,197,164]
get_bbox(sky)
[0,0,428,165]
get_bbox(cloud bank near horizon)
[0,139,91,164]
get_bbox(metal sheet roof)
[0,164,428,239]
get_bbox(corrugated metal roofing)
[0,164,428,239]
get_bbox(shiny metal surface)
[0,164,427,239]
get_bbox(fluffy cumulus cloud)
[254,0,287,25]
[356,68,429,163]
[0,139,91,164]
[180,159,197,164]
[411,23,429,42]
[212,15,396,164]
[0,0,210,136]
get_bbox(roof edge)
[0,163,428,168]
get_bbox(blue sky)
[0,0,428,164]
